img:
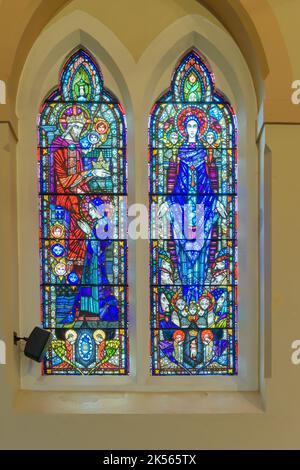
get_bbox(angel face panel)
[149,50,238,375]
[44,328,127,376]
[152,328,235,376]
[38,49,128,375]
[150,286,237,331]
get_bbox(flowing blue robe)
[80,221,119,321]
[167,142,217,301]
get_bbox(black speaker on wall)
[14,327,52,362]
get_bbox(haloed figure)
[76,198,119,323]
[52,106,106,278]
[158,110,227,303]
[173,330,185,364]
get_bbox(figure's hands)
[92,168,110,177]
[158,201,169,219]
[214,273,226,285]
[216,200,227,219]
[165,149,173,159]
[77,219,92,235]
[83,170,93,179]
[216,293,226,310]
[171,312,180,327]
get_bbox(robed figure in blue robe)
[160,114,226,303]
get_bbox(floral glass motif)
[38,49,128,375]
[149,50,238,375]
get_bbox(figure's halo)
[176,106,209,137]
[58,104,92,136]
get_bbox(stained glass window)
[38,49,128,375]
[149,50,238,375]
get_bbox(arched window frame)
[16,10,259,393]
[149,48,238,377]
[38,48,129,376]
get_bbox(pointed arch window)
[38,49,128,375]
[149,50,238,376]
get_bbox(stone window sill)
[14,390,264,414]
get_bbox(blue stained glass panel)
[149,50,238,375]
[38,49,128,375]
